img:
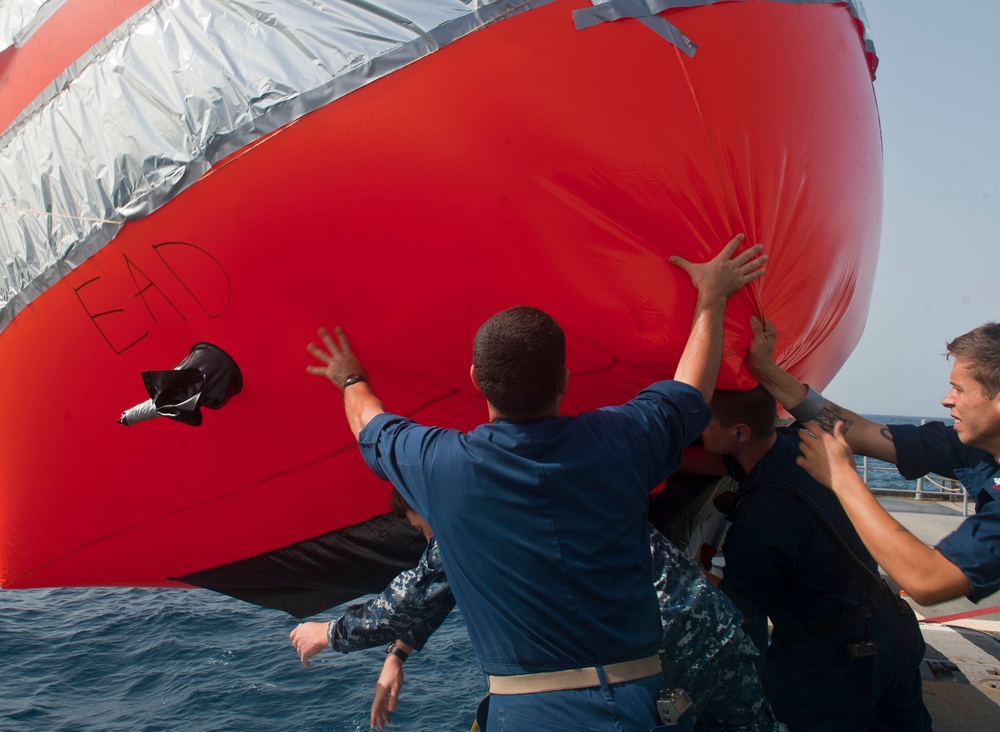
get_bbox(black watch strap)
[342,373,368,390]
[385,642,409,662]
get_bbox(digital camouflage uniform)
[329,527,784,732]
[650,528,784,731]
[328,536,453,653]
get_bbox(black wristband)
[385,642,408,662]
[341,373,368,390]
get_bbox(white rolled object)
[119,398,159,426]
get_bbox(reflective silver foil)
[0,0,875,330]
[0,0,57,48]
[0,0,551,329]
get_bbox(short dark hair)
[710,386,777,438]
[389,487,412,520]
[947,322,1000,399]
[472,306,566,417]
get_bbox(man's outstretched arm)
[289,539,454,666]
[670,233,767,403]
[746,315,898,464]
[306,325,385,439]
[797,422,972,605]
[370,640,412,731]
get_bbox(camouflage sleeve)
[648,524,746,681]
[328,537,455,653]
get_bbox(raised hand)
[796,421,857,490]
[669,233,767,302]
[746,314,777,377]
[306,326,367,390]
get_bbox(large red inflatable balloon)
[0,0,881,611]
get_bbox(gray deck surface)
[880,497,1000,730]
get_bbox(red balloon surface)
[0,0,881,589]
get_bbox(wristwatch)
[385,642,409,662]
[341,373,368,390]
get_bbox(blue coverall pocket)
[495,708,600,732]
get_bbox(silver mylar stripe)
[0,0,553,329]
[0,0,60,48]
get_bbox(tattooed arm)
[746,316,899,464]
[797,423,971,604]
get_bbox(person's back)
[702,388,931,732]
[307,235,767,730]
[367,383,709,673]
[722,433,878,631]
[293,501,785,732]
[723,447,928,729]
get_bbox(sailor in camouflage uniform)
[649,526,783,731]
[325,533,453,657]
[292,490,785,732]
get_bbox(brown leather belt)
[487,655,661,695]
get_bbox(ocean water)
[0,415,952,731]
[845,414,957,496]
[0,587,480,731]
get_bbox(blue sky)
[823,0,1000,417]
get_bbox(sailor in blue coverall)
[749,317,1000,606]
[886,420,1000,601]
[301,237,767,732]
[687,387,931,731]
[292,490,783,731]
[353,379,707,732]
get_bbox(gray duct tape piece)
[637,15,696,57]
[573,0,875,63]
[573,0,698,57]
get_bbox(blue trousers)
[488,670,693,732]
[761,593,930,731]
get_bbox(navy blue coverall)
[719,432,931,732]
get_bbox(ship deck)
[881,496,1000,730]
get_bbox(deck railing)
[860,456,969,515]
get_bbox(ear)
[978,391,1000,457]
[470,364,483,393]
[558,367,569,396]
[734,422,751,443]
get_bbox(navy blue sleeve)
[889,422,986,481]
[935,501,1000,603]
[604,380,712,484]
[357,413,454,521]
[888,423,1000,601]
